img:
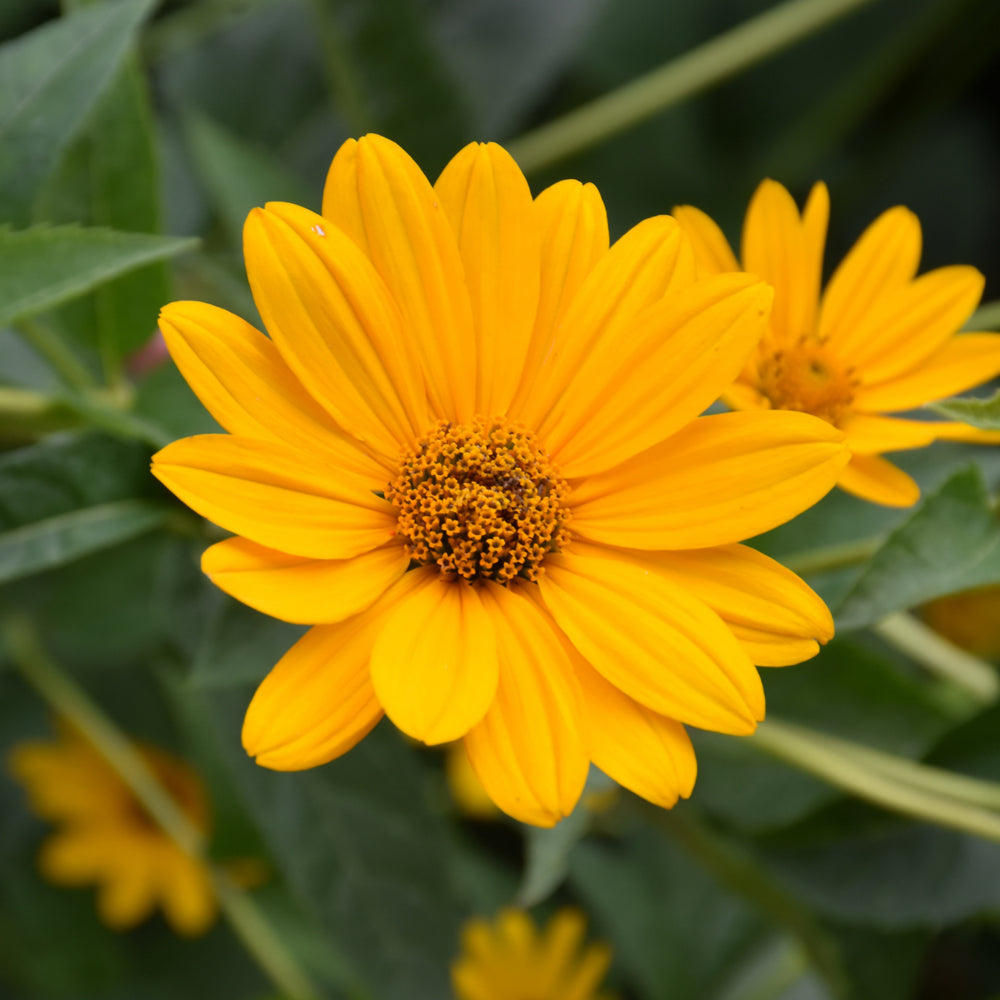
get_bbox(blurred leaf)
[0,0,155,224]
[0,225,196,329]
[39,52,172,365]
[930,388,1000,430]
[184,113,313,248]
[206,691,464,1000]
[835,467,1000,631]
[516,801,589,908]
[0,498,168,587]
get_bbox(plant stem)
[15,317,97,392]
[2,616,322,1000]
[779,535,883,577]
[966,299,1000,331]
[507,0,878,174]
[873,612,999,704]
[750,717,1000,843]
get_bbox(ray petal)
[836,452,920,507]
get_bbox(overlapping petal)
[837,452,919,507]
[320,134,476,422]
[435,142,540,416]
[370,568,498,745]
[202,537,409,624]
[727,622,823,667]
[152,435,395,560]
[570,410,848,549]
[841,414,939,455]
[463,584,588,826]
[539,545,763,734]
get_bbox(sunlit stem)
[779,535,883,577]
[873,612,999,704]
[508,0,878,174]
[966,298,1000,331]
[2,615,322,1000]
[751,717,1000,842]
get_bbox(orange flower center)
[757,339,859,425]
[388,417,570,584]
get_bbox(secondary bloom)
[9,725,216,935]
[152,135,848,826]
[452,908,613,1000]
[674,180,1000,507]
[921,586,1000,660]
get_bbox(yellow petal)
[539,545,762,734]
[799,181,830,338]
[741,179,824,342]
[202,537,408,624]
[158,852,216,936]
[152,435,395,560]
[570,410,848,549]
[370,569,498,744]
[830,265,984,383]
[463,583,588,827]
[435,142,540,415]
[542,274,773,478]
[96,852,157,930]
[39,828,117,884]
[158,301,364,457]
[836,452,919,507]
[853,334,1000,413]
[242,576,423,770]
[841,414,939,455]
[515,215,695,430]
[576,660,696,808]
[931,421,1000,445]
[319,134,475,422]
[818,206,921,345]
[648,543,833,643]
[244,204,427,459]
[671,203,740,277]
[727,622,821,667]
[510,179,609,418]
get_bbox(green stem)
[779,535,883,577]
[507,0,878,174]
[966,299,1000,331]
[2,616,322,1000]
[15,317,97,392]
[873,612,999,704]
[751,718,1000,842]
[655,808,849,998]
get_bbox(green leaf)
[835,466,1000,631]
[0,0,156,224]
[0,225,196,329]
[929,388,1000,430]
[0,432,164,586]
[184,113,313,249]
[516,800,590,908]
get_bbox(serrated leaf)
[929,388,1000,430]
[834,466,1000,630]
[0,0,155,224]
[0,225,196,329]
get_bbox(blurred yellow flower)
[921,585,1000,660]
[452,908,613,1000]
[153,134,847,827]
[675,180,1000,507]
[9,725,216,936]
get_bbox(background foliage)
[2,0,1000,998]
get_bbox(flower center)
[388,417,571,584]
[756,339,859,425]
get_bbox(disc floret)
[757,336,859,425]
[388,418,571,584]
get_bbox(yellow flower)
[921,585,1000,660]
[674,180,1000,507]
[9,725,216,935]
[452,908,613,1000]
[152,135,848,826]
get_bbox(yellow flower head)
[921,585,1000,660]
[452,908,613,1000]
[9,725,216,935]
[152,135,849,826]
[674,180,1000,508]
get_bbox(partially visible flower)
[674,181,1000,507]
[153,135,849,828]
[921,585,1000,660]
[452,908,613,1000]
[8,725,216,935]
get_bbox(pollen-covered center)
[388,417,571,584]
[757,338,859,425]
